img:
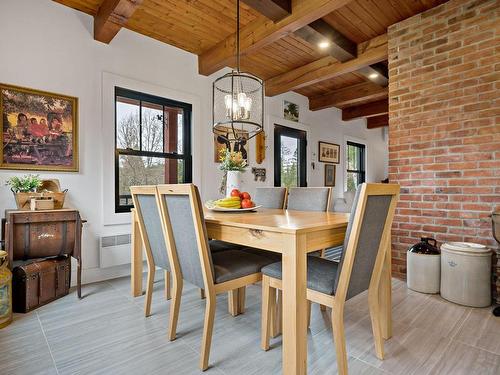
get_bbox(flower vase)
[226,170,241,197]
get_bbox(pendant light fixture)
[212,0,264,142]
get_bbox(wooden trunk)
[7,210,78,260]
[12,256,70,313]
[4,209,83,298]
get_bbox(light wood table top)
[204,208,350,234]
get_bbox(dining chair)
[254,187,288,209]
[156,183,275,371]
[130,186,173,315]
[131,185,248,316]
[260,183,400,375]
[286,187,331,212]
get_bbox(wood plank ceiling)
[53,0,447,128]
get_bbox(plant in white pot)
[219,148,247,197]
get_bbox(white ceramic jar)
[440,242,492,307]
[407,251,441,294]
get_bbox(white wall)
[0,0,388,283]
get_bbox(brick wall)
[388,0,499,279]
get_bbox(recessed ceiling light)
[318,41,330,49]
[369,73,379,79]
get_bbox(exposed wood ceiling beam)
[342,99,388,121]
[367,114,389,129]
[198,0,352,76]
[241,0,291,22]
[266,34,387,97]
[293,20,388,86]
[309,82,388,111]
[94,0,143,44]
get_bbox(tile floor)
[1,275,499,375]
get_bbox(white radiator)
[99,234,132,268]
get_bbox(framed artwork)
[283,100,299,122]
[0,83,78,172]
[318,141,340,164]
[213,126,249,162]
[324,164,336,187]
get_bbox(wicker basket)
[14,191,66,210]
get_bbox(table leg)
[131,209,143,297]
[282,233,308,375]
[380,233,392,339]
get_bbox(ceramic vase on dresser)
[226,170,241,197]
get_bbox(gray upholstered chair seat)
[209,240,243,252]
[243,248,282,262]
[261,256,339,295]
[212,250,276,284]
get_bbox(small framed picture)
[324,164,336,187]
[283,100,299,122]
[318,141,340,164]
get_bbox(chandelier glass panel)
[212,0,264,142]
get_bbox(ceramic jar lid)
[441,242,491,255]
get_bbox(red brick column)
[387,0,499,279]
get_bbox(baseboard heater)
[99,234,132,268]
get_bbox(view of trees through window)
[115,88,191,212]
[346,141,366,191]
[280,135,298,188]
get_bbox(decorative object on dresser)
[0,82,78,172]
[12,256,70,313]
[3,209,83,298]
[318,141,340,163]
[324,164,336,187]
[6,175,67,210]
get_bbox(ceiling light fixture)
[318,41,330,49]
[212,0,264,142]
[369,73,379,79]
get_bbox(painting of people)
[0,83,78,171]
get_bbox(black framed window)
[115,87,192,212]
[346,141,365,191]
[274,125,307,188]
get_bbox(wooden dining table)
[130,207,393,375]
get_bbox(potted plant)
[219,149,247,197]
[6,174,42,209]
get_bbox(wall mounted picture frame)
[213,125,249,162]
[283,100,299,122]
[324,164,336,187]
[0,83,78,172]
[318,141,340,164]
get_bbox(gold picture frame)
[0,83,78,172]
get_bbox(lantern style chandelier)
[212,0,264,142]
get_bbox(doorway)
[274,125,307,188]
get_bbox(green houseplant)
[6,174,42,193]
[6,174,44,210]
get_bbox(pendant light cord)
[236,0,240,72]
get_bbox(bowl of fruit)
[205,189,261,212]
